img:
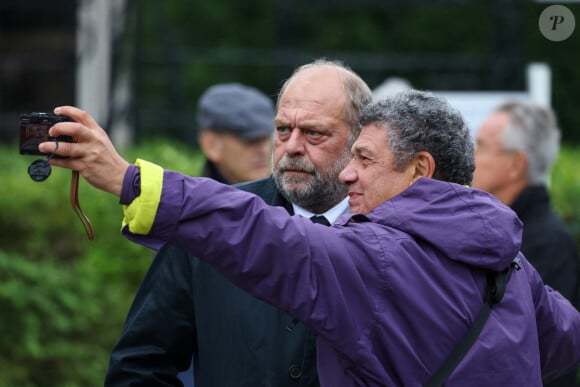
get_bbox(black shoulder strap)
[425,265,512,387]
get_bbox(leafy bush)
[551,146,580,247]
[0,250,118,386]
[0,139,203,386]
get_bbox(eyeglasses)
[475,145,518,157]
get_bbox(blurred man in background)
[195,82,275,184]
[472,99,580,387]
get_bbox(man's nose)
[338,159,356,184]
[284,129,306,155]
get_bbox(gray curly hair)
[360,90,475,186]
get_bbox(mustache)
[276,156,317,175]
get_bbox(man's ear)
[411,151,436,182]
[510,151,528,181]
[199,130,223,162]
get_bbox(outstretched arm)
[38,106,129,196]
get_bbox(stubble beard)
[273,151,351,214]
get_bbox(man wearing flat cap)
[197,83,275,184]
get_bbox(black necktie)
[310,215,330,226]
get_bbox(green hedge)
[0,139,203,386]
[0,141,578,386]
[551,146,580,247]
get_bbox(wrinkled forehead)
[280,67,347,110]
[275,96,349,136]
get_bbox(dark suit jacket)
[512,185,579,305]
[105,176,320,387]
[511,185,580,387]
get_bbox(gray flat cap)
[197,83,275,139]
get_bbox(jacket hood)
[363,178,522,272]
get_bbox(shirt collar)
[292,196,350,225]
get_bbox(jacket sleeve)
[120,162,383,352]
[105,244,196,386]
[525,257,580,383]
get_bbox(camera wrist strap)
[70,170,95,240]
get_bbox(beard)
[273,150,351,213]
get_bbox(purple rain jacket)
[120,160,580,387]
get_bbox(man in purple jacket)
[42,90,580,386]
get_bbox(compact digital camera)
[19,112,73,156]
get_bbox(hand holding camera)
[19,110,96,239]
[36,106,130,197]
[22,106,132,240]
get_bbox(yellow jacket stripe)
[122,158,163,234]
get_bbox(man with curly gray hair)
[472,100,579,386]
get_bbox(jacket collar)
[510,185,550,218]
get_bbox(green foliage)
[550,146,580,246]
[0,250,117,386]
[0,140,204,386]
